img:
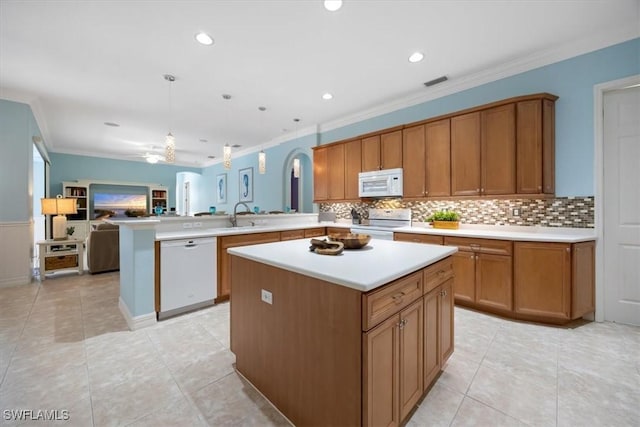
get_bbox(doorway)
[602,84,640,326]
[32,146,46,270]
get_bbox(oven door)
[350,226,394,241]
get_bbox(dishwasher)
[159,237,217,319]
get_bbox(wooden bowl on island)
[328,233,371,249]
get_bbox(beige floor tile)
[406,382,464,427]
[451,397,527,427]
[126,394,206,427]
[170,348,236,396]
[436,352,481,395]
[191,372,289,426]
[467,363,557,426]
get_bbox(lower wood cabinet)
[394,232,444,245]
[424,277,454,389]
[514,241,595,321]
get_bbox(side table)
[37,238,84,280]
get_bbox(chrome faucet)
[230,202,251,227]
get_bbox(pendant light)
[223,94,232,169]
[258,106,266,174]
[293,118,301,178]
[164,74,176,163]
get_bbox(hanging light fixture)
[258,106,267,174]
[293,158,300,178]
[222,94,232,169]
[164,74,176,163]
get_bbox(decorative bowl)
[328,233,371,249]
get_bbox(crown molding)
[319,24,639,135]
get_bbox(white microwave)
[358,168,403,198]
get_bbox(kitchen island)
[228,238,457,426]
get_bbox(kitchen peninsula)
[228,239,457,426]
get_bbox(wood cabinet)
[217,231,281,302]
[425,119,452,197]
[451,112,481,196]
[313,146,328,201]
[445,237,513,312]
[394,232,444,245]
[362,129,403,172]
[516,98,556,194]
[344,139,362,199]
[481,103,516,195]
[402,124,426,197]
[326,226,348,235]
[513,241,594,321]
[304,227,326,238]
[364,297,423,426]
[327,143,345,200]
[280,229,305,241]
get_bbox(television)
[93,193,147,219]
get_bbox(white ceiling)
[1,0,638,167]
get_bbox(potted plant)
[66,226,75,237]
[425,210,460,229]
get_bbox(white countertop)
[395,224,596,243]
[155,222,350,241]
[227,238,457,292]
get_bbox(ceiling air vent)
[424,76,448,87]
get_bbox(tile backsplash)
[320,197,594,228]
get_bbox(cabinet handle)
[470,255,474,259]
[566,247,571,253]
[481,188,484,193]
[476,188,480,193]
[392,292,405,303]
[538,185,542,191]
[475,255,479,260]
[398,319,407,329]
[470,244,480,250]
[437,270,445,275]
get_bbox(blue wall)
[49,153,201,210]
[320,38,640,197]
[31,38,640,208]
[0,99,40,222]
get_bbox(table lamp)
[41,195,77,240]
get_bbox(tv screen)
[93,193,147,219]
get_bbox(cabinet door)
[327,144,345,200]
[450,250,475,303]
[313,147,328,201]
[451,112,481,196]
[572,241,595,318]
[542,99,555,194]
[362,135,381,172]
[423,287,440,390]
[364,314,400,427]
[399,299,423,421]
[344,139,362,199]
[516,100,542,193]
[402,125,426,197]
[381,130,403,170]
[440,279,454,364]
[425,119,451,197]
[514,242,571,319]
[481,104,515,195]
[475,253,513,311]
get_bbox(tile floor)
[0,271,638,426]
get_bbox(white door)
[603,87,640,325]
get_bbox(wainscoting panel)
[0,221,33,287]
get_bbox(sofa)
[87,222,120,274]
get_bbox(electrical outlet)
[193,222,202,228]
[512,208,521,217]
[183,223,193,229]
[261,289,273,305]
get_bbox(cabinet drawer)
[363,271,423,331]
[326,226,348,235]
[444,237,512,256]
[280,229,305,241]
[394,232,444,245]
[221,232,280,247]
[45,254,78,270]
[423,257,454,294]
[304,227,326,238]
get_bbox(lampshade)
[258,150,266,174]
[165,133,176,163]
[223,144,232,170]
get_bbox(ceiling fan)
[129,146,167,164]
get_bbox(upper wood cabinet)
[451,112,481,196]
[425,119,451,197]
[517,98,556,194]
[344,139,362,199]
[481,103,516,195]
[362,129,403,171]
[313,146,328,202]
[402,125,426,197]
[327,143,345,200]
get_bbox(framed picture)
[216,173,227,203]
[239,167,253,202]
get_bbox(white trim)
[119,297,157,330]
[593,74,640,323]
[0,275,32,288]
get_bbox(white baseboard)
[118,297,157,330]
[0,275,32,288]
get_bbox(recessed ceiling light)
[324,0,342,12]
[408,52,424,63]
[322,93,333,100]
[195,32,214,46]
[199,138,208,143]
[208,155,216,159]
[104,122,120,127]
[231,144,242,148]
